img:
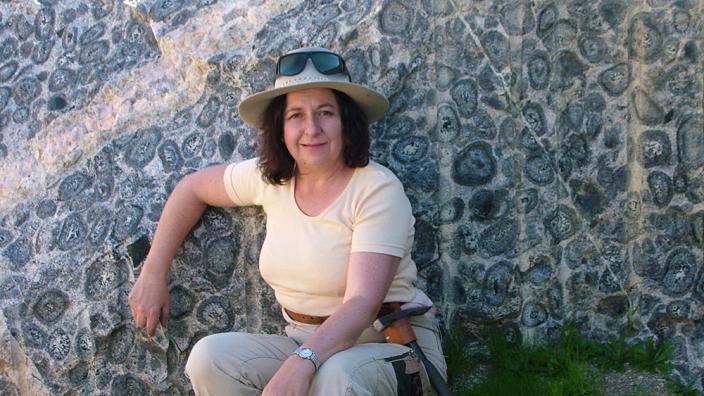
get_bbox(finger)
[160,300,170,328]
[134,312,147,329]
[145,312,159,337]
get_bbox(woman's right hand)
[128,271,170,337]
[126,164,233,337]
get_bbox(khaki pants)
[185,311,447,396]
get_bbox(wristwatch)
[292,347,320,371]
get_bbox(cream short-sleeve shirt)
[223,158,418,316]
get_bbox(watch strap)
[292,347,320,371]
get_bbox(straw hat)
[238,47,389,129]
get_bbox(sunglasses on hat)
[276,51,351,81]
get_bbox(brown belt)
[285,302,402,325]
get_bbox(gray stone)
[4,237,32,267]
[632,88,664,126]
[111,374,148,396]
[412,219,437,268]
[570,179,606,219]
[524,256,554,285]
[470,109,496,140]
[80,22,106,45]
[196,95,221,128]
[46,328,71,361]
[57,213,87,250]
[0,1,702,392]
[524,153,554,186]
[434,197,464,225]
[182,132,204,158]
[378,1,412,36]
[158,139,183,173]
[578,35,607,63]
[544,205,578,243]
[124,128,162,169]
[391,135,429,163]
[537,4,558,38]
[31,39,53,64]
[677,114,704,170]
[599,63,629,97]
[478,218,518,256]
[563,237,599,270]
[78,40,110,64]
[33,289,69,324]
[596,294,628,317]
[112,205,144,240]
[12,77,41,106]
[196,295,235,332]
[218,132,235,160]
[663,247,699,296]
[599,0,627,27]
[433,104,459,142]
[169,284,195,319]
[0,87,10,113]
[48,67,76,92]
[467,189,506,221]
[34,7,55,41]
[647,170,673,208]
[61,25,78,49]
[628,13,662,64]
[14,14,34,40]
[450,79,478,118]
[521,301,547,327]
[108,325,134,364]
[84,257,128,300]
[639,129,671,168]
[0,60,18,83]
[484,261,514,306]
[452,141,496,186]
[204,237,238,289]
[47,95,67,111]
[499,1,535,36]
[527,51,550,90]
[22,321,47,350]
[553,50,587,88]
[480,30,510,69]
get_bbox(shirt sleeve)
[223,158,265,206]
[351,174,414,258]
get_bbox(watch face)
[299,349,313,358]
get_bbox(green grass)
[443,322,697,396]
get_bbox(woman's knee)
[185,334,224,379]
[311,344,405,395]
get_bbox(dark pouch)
[384,350,431,395]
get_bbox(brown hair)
[256,89,369,184]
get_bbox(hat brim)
[238,81,389,129]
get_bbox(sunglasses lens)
[310,53,344,74]
[278,53,308,76]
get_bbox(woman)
[128,47,446,395]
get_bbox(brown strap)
[285,302,404,325]
[284,308,328,325]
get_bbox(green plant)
[666,377,699,396]
[442,331,477,387]
[595,333,636,371]
[443,323,686,396]
[632,337,674,374]
[622,384,650,396]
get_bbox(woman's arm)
[303,252,399,358]
[128,164,235,336]
[262,251,399,396]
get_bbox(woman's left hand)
[262,356,316,396]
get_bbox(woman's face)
[283,88,345,173]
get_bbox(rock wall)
[0,0,702,394]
